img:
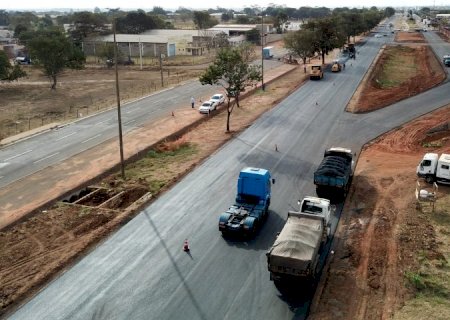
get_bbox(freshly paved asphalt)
[9,28,450,320]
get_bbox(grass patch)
[395,193,450,319]
[374,46,417,89]
[123,139,198,194]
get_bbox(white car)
[209,93,225,106]
[374,34,383,38]
[198,100,217,114]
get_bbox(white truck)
[266,196,333,282]
[416,153,450,184]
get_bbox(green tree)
[193,11,218,29]
[151,6,166,15]
[246,28,261,45]
[200,44,261,132]
[384,7,396,17]
[24,29,85,89]
[305,18,339,64]
[284,29,316,64]
[0,50,26,81]
[116,11,165,33]
[236,15,251,24]
[68,11,109,45]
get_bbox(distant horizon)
[0,1,442,12]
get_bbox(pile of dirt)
[309,106,450,319]
[350,45,445,113]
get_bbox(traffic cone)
[183,239,190,252]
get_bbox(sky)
[0,1,439,11]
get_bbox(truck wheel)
[425,176,434,184]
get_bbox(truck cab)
[417,153,450,184]
[219,168,274,237]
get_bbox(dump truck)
[417,153,450,184]
[313,147,354,201]
[309,65,323,80]
[218,167,274,237]
[266,196,332,282]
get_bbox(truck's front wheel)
[425,175,435,184]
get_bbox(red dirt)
[309,107,450,319]
[395,31,426,43]
[350,45,445,113]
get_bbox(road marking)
[0,162,9,169]
[0,176,3,180]
[33,152,59,164]
[124,120,136,126]
[4,149,33,161]
[55,131,77,141]
[95,120,108,125]
[81,134,102,144]
[125,109,137,114]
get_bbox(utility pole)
[261,12,265,91]
[113,16,125,179]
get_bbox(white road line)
[124,120,136,126]
[33,152,59,164]
[125,109,137,114]
[95,120,108,125]
[4,149,33,161]
[81,134,102,144]
[55,131,77,141]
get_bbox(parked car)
[198,100,217,114]
[209,93,225,106]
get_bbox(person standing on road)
[191,96,195,108]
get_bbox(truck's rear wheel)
[425,175,434,184]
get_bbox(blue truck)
[313,147,354,202]
[218,167,274,237]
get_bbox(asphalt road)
[0,60,283,188]
[9,29,450,320]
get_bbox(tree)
[151,6,166,15]
[274,11,289,33]
[200,44,261,132]
[384,7,396,17]
[68,11,109,46]
[0,50,26,81]
[246,28,261,45]
[116,11,165,33]
[284,30,316,64]
[305,18,339,64]
[24,29,85,89]
[193,11,218,29]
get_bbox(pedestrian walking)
[303,65,307,73]
[190,96,195,108]
[343,63,345,69]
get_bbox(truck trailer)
[218,167,274,238]
[417,153,450,184]
[313,147,354,201]
[266,196,332,282]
